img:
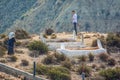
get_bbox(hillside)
[0,0,120,33]
[0,32,120,80]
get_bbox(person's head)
[8,32,15,39]
[72,10,75,14]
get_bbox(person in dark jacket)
[8,32,16,55]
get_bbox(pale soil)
[1,32,118,80]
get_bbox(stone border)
[56,39,107,57]
[57,48,106,57]
[47,42,85,50]
[0,63,48,80]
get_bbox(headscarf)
[8,32,15,39]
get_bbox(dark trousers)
[73,22,77,35]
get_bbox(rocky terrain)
[0,0,120,34]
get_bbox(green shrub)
[84,35,91,38]
[0,34,6,39]
[48,67,71,80]
[15,29,30,39]
[99,63,106,69]
[50,33,57,39]
[36,64,49,75]
[15,41,22,46]
[10,56,18,62]
[3,37,9,49]
[43,34,48,38]
[0,46,6,57]
[99,67,120,80]
[77,64,91,77]
[21,59,29,66]
[88,53,94,61]
[28,41,48,54]
[0,41,2,46]
[107,58,116,66]
[78,55,87,62]
[45,28,54,35]
[36,64,71,80]
[54,53,67,62]
[42,53,69,65]
[0,59,7,63]
[92,64,97,69]
[106,33,120,48]
[42,55,55,64]
[61,60,72,69]
[98,53,109,62]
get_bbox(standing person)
[8,32,16,55]
[72,10,78,35]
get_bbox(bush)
[99,63,106,69]
[0,46,6,57]
[36,64,71,80]
[15,29,30,39]
[77,64,91,77]
[84,35,91,38]
[0,59,7,63]
[45,28,54,35]
[78,55,87,62]
[88,53,94,61]
[91,38,106,47]
[92,64,97,69]
[28,41,48,54]
[36,64,49,75]
[106,32,120,52]
[10,56,18,62]
[0,41,2,46]
[54,53,67,62]
[48,67,71,80]
[21,59,29,66]
[42,55,55,64]
[15,41,22,46]
[0,34,6,39]
[107,58,116,66]
[106,32,120,48]
[43,34,48,38]
[3,37,9,49]
[61,60,72,69]
[98,53,109,62]
[50,33,57,39]
[42,53,69,65]
[99,67,120,80]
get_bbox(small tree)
[45,28,54,35]
[99,67,120,80]
[28,41,48,54]
[107,58,116,66]
[61,60,72,69]
[0,46,6,57]
[98,53,109,62]
[78,55,87,62]
[88,53,94,61]
[15,29,30,39]
[77,64,91,77]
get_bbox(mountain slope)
[0,0,120,33]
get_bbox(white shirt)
[72,13,77,23]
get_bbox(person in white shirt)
[72,10,78,35]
